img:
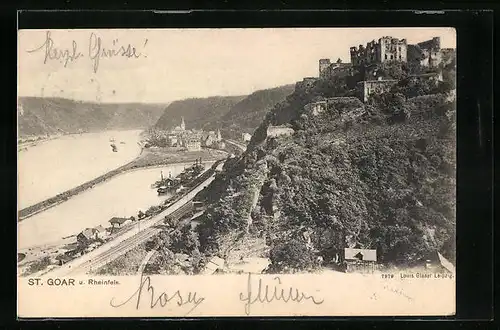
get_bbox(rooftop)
[109,217,129,225]
[345,248,377,262]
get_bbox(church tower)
[180,117,186,131]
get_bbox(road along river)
[18,161,215,250]
[18,130,143,210]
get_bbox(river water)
[17,162,215,250]
[18,130,143,210]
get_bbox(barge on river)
[154,158,205,195]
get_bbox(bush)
[26,256,51,275]
[269,239,318,272]
[145,205,161,217]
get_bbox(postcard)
[17,27,456,317]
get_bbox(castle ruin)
[408,37,443,68]
[294,35,454,105]
[318,58,353,80]
[350,36,408,66]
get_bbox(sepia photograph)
[17,27,456,317]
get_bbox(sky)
[18,28,456,104]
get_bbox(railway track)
[45,169,218,277]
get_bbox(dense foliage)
[219,85,295,140]
[155,96,245,131]
[195,57,456,272]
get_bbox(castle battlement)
[350,36,408,67]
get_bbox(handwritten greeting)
[26,31,148,73]
[239,273,324,315]
[109,274,205,315]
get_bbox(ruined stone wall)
[295,77,318,92]
[358,80,398,102]
[304,101,327,116]
[350,37,407,66]
[304,97,364,116]
[266,126,295,138]
[379,37,407,62]
[323,63,353,80]
[417,37,441,51]
[416,37,442,68]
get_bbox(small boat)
[110,144,118,152]
[120,141,126,144]
[157,186,170,195]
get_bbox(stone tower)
[319,59,331,78]
[216,129,222,141]
[180,117,186,131]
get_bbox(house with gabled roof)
[343,248,377,274]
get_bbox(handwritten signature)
[26,31,148,73]
[383,284,414,302]
[109,274,205,315]
[239,273,324,315]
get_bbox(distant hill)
[153,85,295,140]
[154,96,246,131]
[219,84,295,139]
[18,97,167,137]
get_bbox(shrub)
[26,256,51,275]
[269,239,318,272]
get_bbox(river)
[17,162,214,250]
[18,130,143,210]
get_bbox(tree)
[269,239,318,272]
[145,205,161,217]
[145,239,157,251]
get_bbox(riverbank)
[17,132,87,150]
[18,147,228,221]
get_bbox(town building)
[184,133,202,151]
[55,254,73,266]
[343,248,377,273]
[242,133,252,142]
[93,225,108,240]
[155,117,223,151]
[202,129,223,147]
[109,217,131,232]
[350,36,408,66]
[76,224,110,246]
[202,256,225,275]
[77,228,97,246]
